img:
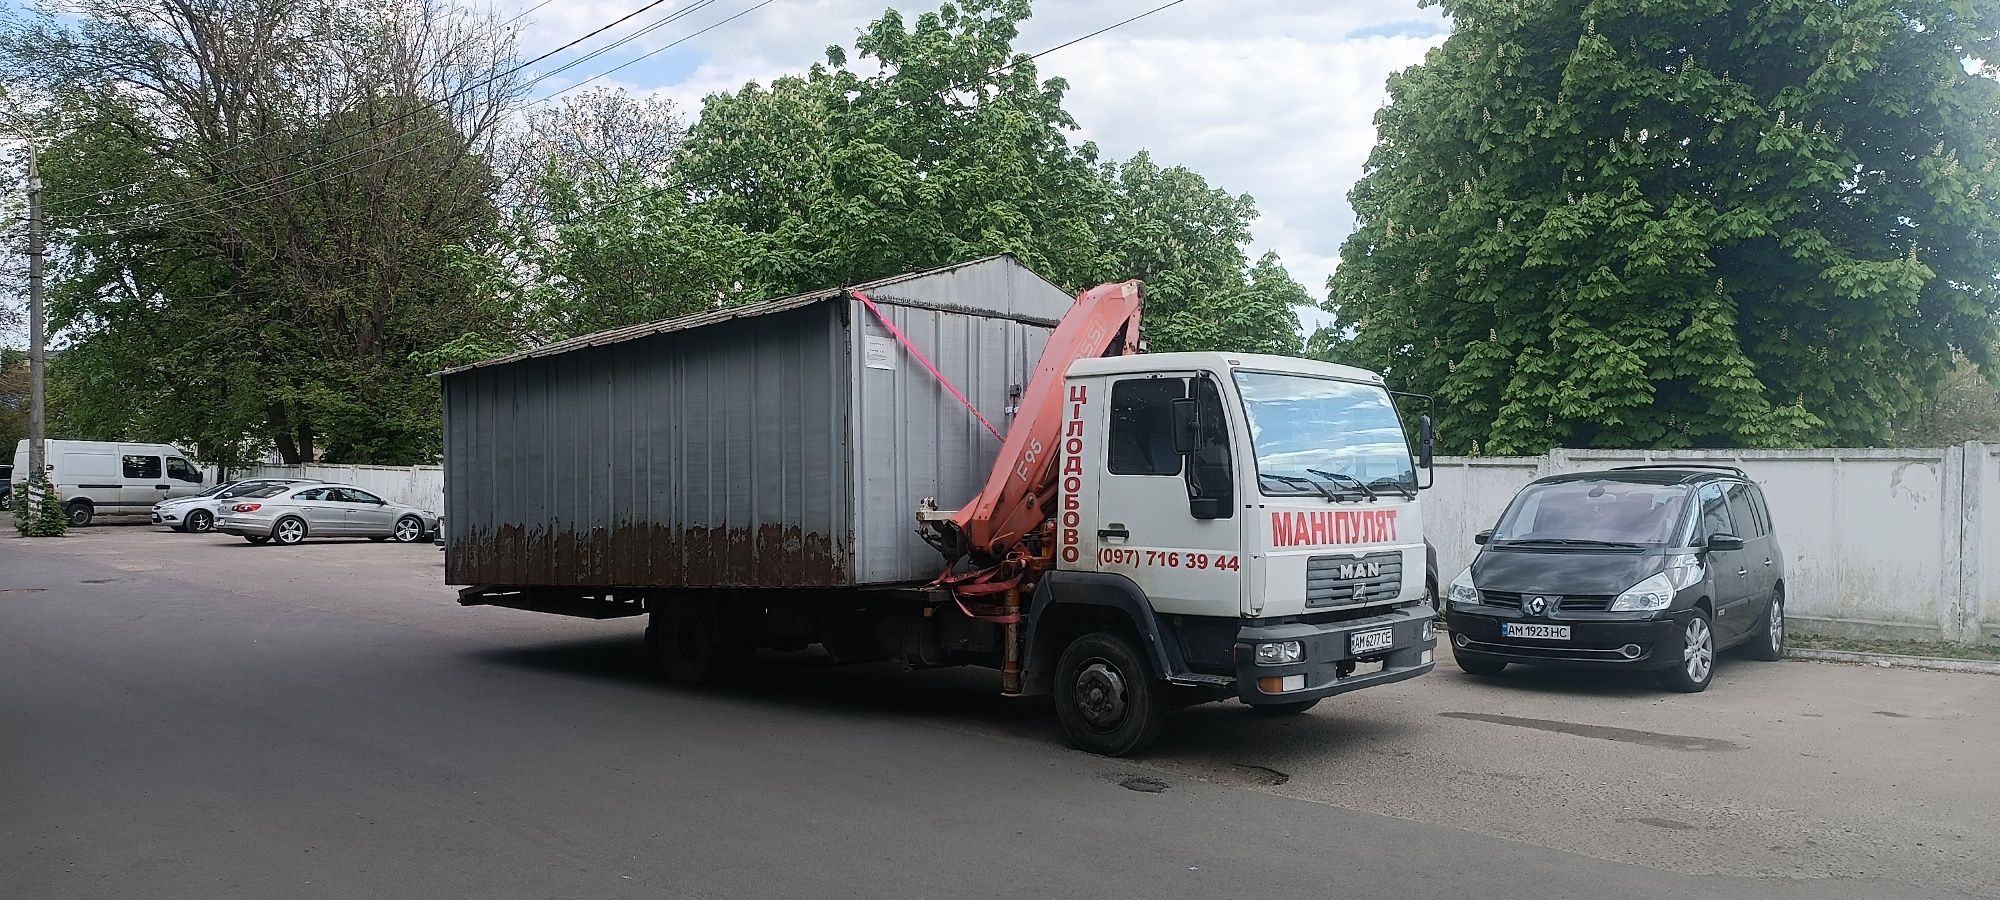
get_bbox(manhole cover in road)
[1118,776,1169,793]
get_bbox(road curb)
[1787,647,2000,676]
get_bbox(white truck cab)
[1023,352,1436,723]
[12,440,209,527]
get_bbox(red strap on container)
[852,290,1002,442]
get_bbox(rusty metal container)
[440,255,1070,589]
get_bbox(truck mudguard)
[1018,570,1195,696]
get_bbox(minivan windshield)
[1491,480,1691,545]
[1234,372,1415,494]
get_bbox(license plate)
[1350,628,1396,655]
[1501,623,1571,641]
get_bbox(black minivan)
[1444,465,1786,692]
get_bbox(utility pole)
[25,138,43,491]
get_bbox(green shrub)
[12,476,67,537]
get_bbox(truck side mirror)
[1419,415,1434,469]
[1169,397,1199,456]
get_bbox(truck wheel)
[1053,631,1166,757]
[647,598,751,686]
[1249,699,1320,716]
[66,500,93,528]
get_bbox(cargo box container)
[440,255,1070,590]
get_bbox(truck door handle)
[1098,525,1129,540]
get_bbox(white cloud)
[501,0,1447,306]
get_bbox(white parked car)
[152,477,318,533]
[11,439,208,526]
[218,482,440,546]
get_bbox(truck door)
[120,452,170,510]
[1089,374,1245,617]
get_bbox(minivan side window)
[1724,482,1763,537]
[1750,487,1775,535]
[1107,378,1187,476]
[122,455,162,480]
[1696,483,1733,539]
[167,457,201,483]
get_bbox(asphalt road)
[3,528,1995,899]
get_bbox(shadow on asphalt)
[1436,655,1757,698]
[466,633,1413,760]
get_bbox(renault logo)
[1523,595,1550,616]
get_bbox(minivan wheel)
[1658,610,1716,693]
[273,516,308,546]
[1745,589,1785,661]
[66,501,93,528]
[185,509,215,533]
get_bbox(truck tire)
[66,500,93,528]
[647,598,752,686]
[1053,631,1167,757]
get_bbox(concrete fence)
[244,464,443,511]
[1430,447,2000,646]
[251,447,1998,645]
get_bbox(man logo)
[1523,595,1551,616]
[1336,562,1382,581]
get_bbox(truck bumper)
[1232,603,1436,705]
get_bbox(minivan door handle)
[1098,525,1129,541]
[1736,567,1749,577]
[1763,558,1774,566]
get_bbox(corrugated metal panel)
[443,255,1072,589]
[444,302,852,588]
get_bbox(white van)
[10,440,209,526]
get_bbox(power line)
[112,0,762,234]
[595,0,1197,214]
[49,0,689,217]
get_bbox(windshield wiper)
[1306,468,1378,501]
[1497,537,1644,549]
[1367,476,1416,499]
[1260,473,1340,503]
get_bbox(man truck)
[442,255,1436,755]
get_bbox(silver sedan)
[217,483,440,546]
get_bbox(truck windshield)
[1234,372,1415,494]
[1491,480,1692,545]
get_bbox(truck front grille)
[1305,552,1403,608]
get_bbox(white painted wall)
[246,464,444,512]
[1428,447,1994,646]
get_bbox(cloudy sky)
[505,0,1451,328]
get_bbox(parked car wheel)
[1453,653,1507,676]
[1053,631,1166,757]
[1744,589,1785,661]
[66,500,93,528]
[272,516,309,546]
[391,515,425,543]
[244,535,270,545]
[1658,610,1716,693]
[185,510,215,534]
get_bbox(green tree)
[1324,0,2000,454]
[0,349,23,455]
[4,0,522,465]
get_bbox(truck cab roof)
[1067,352,1385,384]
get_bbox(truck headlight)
[1447,568,1480,609]
[1610,572,1676,611]
[1255,641,1302,665]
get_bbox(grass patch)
[1790,634,2000,663]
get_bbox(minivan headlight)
[1610,572,1675,611]
[1447,568,1480,609]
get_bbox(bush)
[12,476,68,537]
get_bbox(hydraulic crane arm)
[925,281,1143,569]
